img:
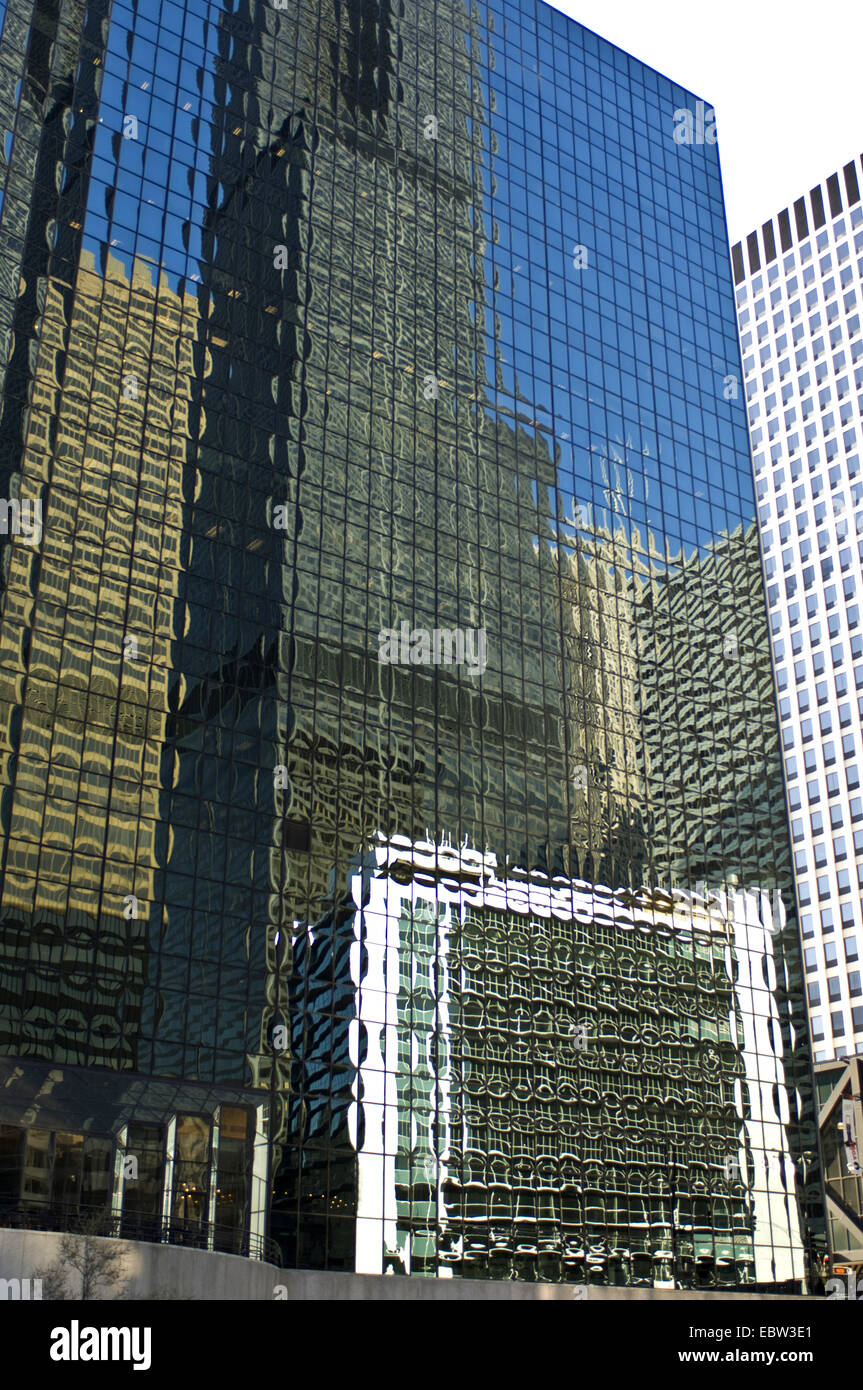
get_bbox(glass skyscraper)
[0,0,823,1290]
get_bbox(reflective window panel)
[0,0,823,1288]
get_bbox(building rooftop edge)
[731,151,863,284]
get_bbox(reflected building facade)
[0,0,822,1287]
[311,835,807,1287]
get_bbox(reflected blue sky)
[478,2,753,567]
[72,0,755,580]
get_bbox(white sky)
[544,0,863,245]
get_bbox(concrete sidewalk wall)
[0,1229,814,1300]
[0,1228,278,1300]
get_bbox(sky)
[545,0,863,245]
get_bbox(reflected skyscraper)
[320,836,807,1287]
[0,0,823,1289]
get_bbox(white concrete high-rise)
[732,157,863,1061]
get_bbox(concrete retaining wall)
[274,1270,812,1301]
[0,1228,279,1300]
[0,1230,813,1300]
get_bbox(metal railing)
[0,1202,281,1265]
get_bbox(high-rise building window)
[0,0,822,1294]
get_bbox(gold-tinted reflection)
[0,253,193,1064]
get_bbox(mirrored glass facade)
[0,0,823,1287]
